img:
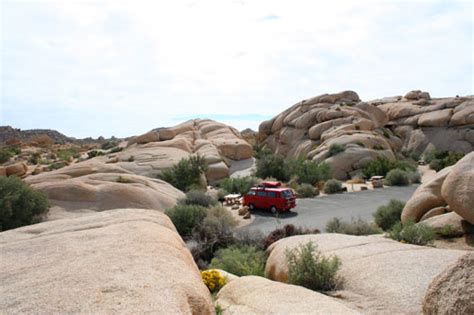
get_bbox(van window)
[267,192,276,198]
[257,191,266,197]
[248,191,256,196]
[281,190,294,198]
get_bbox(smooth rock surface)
[0,209,214,314]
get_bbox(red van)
[243,181,296,213]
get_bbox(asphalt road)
[241,185,418,234]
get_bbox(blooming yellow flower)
[201,269,227,293]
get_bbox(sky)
[1,0,473,138]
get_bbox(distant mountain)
[0,126,76,144]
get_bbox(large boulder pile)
[258,90,473,179]
[258,91,401,179]
[265,233,470,314]
[112,119,253,183]
[0,209,214,314]
[402,152,474,232]
[369,91,473,155]
[216,276,360,314]
[25,160,184,220]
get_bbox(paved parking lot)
[242,185,418,234]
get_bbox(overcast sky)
[1,0,473,138]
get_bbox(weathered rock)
[216,276,360,315]
[0,209,214,314]
[127,131,160,146]
[441,152,474,224]
[419,206,448,221]
[423,253,474,315]
[401,166,452,223]
[5,162,28,177]
[265,234,467,314]
[419,212,466,237]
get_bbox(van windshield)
[281,190,294,198]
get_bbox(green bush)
[109,147,123,153]
[373,199,405,231]
[286,242,342,292]
[325,217,382,235]
[385,169,410,186]
[323,179,343,194]
[220,176,259,195]
[362,156,417,178]
[0,176,49,231]
[165,204,207,238]
[28,152,41,165]
[253,144,273,160]
[429,159,443,172]
[234,229,265,250]
[48,161,67,170]
[179,190,217,208]
[287,158,331,185]
[0,149,13,164]
[209,245,266,276]
[425,150,464,171]
[101,140,119,150]
[87,150,104,159]
[389,220,437,245]
[328,143,345,157]
[159,155,208,192]
[116,176,133,183]
[256,154,289,182]
[263,224,320,250]
[373,144,385,150]
[296,183,317,198]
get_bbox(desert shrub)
[263,224,320,249]
[201,269,227,293]
[373,199,405,231]
[127,155,135,162]
[57,148,79,162]
[165,204,207,238]
[256,154,289,181]
[116,176,133,183]
[389,220,437,245]
[28,152,41,165]
[0,149,13,164]
[373,144,385,150]
[408,171,421,184]
[385,169,410,186]
[328,143,345,157]
[159,155,208,191]
[286,242,342,292]
[425,150,464,171]
[234,229,265,250]
[209,245,266,276]
[220,176,259,195]
[0,176,49,231]
[362,156,416,179]
[30,135,53,147]
[101,140,119,150]
[191,206,237,264]
[109,146,123,153]
[253,144,272,160]
[179,190,217,208]
[323,179,343,194]
[296,183,317,198]
[87,150,104,159]
[356,141,365,147]
[325,217,382,235]
[48,161,67,170]
[438,224,454,238]
[288,158,331,185]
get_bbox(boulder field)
[401,152,474,231]
[258,90,473,179]
[0,209,214,314]
[265,233,471,314]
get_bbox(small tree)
[160,155,208,191]
[256,154,289,181]
[0,176,49,231]
[373,199,405,231]
[328,144,345,157]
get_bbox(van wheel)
[249,204,255,211]
[270,206,278,214]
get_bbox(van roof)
[250,187,291,192]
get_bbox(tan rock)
[127,131,160,146]
[420,206,448,221]
[5,162,28,177]
[265,234,467,314]
[419,212,466,237]
[216,276,360,315]
[401,166,452,223]
[423,253,474,315]
[0,209,214,314]
[418,108,453,127]
[205,161,230,183]
[441,152,474,224]
[158,128,176,141]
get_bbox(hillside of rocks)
[258,90,473,179]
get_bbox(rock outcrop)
[258,90,473,179]
[402,152,474,226]
[0,209,214,314]
[422,253,474,315]
[216,276,360,314]
[25,161,184,219]
[265,234,468,314]
[116,119,252,183]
